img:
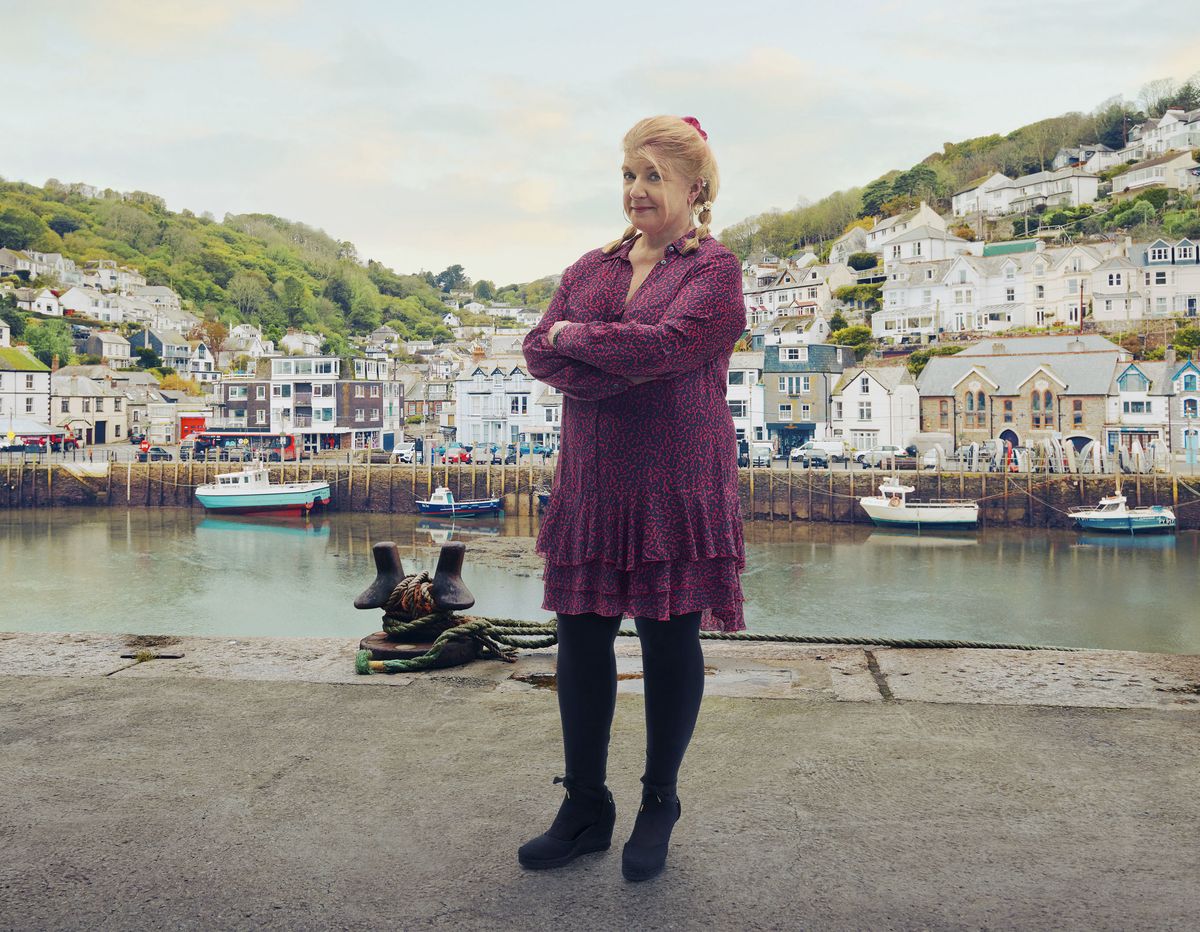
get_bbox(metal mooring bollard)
[356,540,478,664]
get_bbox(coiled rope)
[354,573,1083,675]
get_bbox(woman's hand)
[547,321,571,347]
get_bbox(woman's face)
[622,152,700,239]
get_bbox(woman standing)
[519,115,746,882]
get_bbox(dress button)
[659,259,668,266]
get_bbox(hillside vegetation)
[0,178,555,349]
[720,77,1200,260]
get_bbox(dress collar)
[601,229,700,262]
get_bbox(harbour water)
[2,508,1197,653]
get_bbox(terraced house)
[762,342,855,453]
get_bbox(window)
[370,385,380,397]
[860,376,870,393]
[1154,271,1167,285]
[545,407,560,424]
[1003,399,1013,423]
[728,401,747,418]
[728,371,745,386]
[939,399,949,429]
[272,384,291,398]
[1184,374,1198,392]
[25,397,33,413]
[1150,246,1170,261]
[778,403,793,421]
[1073,399,1083,426]
[1107,273,1122,287]
[926,269,934,280]
[1178,246,1194,261]
[61,399,69,413]
[780,375,806,395]
[834,401,843,419]
[354,408,365,420]
[83,398,91,413]
[954,289,973,304]
[25,375,34,390]
[1006,288,1015,302]
[256,385,266,400]
[1184,398,1198,418]
[858,402,872,421]
[1035,285,1045,299]
[801,404,811,419]
[782,346,806,361]
[802,376,811,393]
[510,396,527,415]
[228,386,247,400]
[354,384,365,397]
[255,410,266,425]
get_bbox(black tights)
[555,611,705,796]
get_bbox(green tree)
[25,319,73,366]
[846,252,877,271]
[473,279,495,302]
[1,296,27,339]
[1174,327,1200,352]
[859,178,893,218]
[435,264,469,292]
[830,325,875,360]
[828,311,848,332]
[0,206,49,249]
[134,346,162,369]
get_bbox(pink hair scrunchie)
[681,116,708,141]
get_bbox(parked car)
[220,447,252,462]
[444,445,471,464]
[128,432,147,445]
[136,446,173,462]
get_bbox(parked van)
[749,441,774,467]
[790,439,850,463]
[178,439,196,461]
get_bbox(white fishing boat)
[195,465,331,516]
[859,479,979,530]
[1069,493,1175,534]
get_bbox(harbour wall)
[2,460,1200,529]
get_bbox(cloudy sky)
[2,0,1197,283]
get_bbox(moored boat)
[859,479,979,530]
[415,485,502,517]
[1069,493,1175,534]
[195,465,331,516]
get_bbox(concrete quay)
[1,631,1198,931]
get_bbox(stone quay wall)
[3,460,1200,529]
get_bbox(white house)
[726,350,765,443]
[1052,143,1124,174]
[952,167,1100,218]
[881,225,981,269]
[830,366,920,450]
[1126,108,1200,158]
[744,262,854,326]
[454,356,555,449]
[865,201,947,254]
[1168,357,1200,455]
[1089,256,1146,324]
[128,285,182,312]
[0,345,52,424]
[83,331,132,367]
[58,286,122,323]
[280,330,324,355]
[1104,360,1170,454]
[186,341,218,383]
[828,225,869,266]
[442,312,462,329]
[26,288,63,316]
[1111,151,1200,197]
[1134,238,1200,319]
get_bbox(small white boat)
[1069,493,1175,534]
[195,465,331,516]
[859,479,979,530]
[415,485,502,517]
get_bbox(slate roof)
[886,225,969,246]
[918,346,1126,396]
[956,334,1123,356]
[1109,360,1172,395]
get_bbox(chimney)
[1068,338,1085,353]
[51,354,60,373]
[1165,347,1176,368]
[991,342,1007,355]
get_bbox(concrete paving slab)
[0,675,1196,931]
[875,647,1200,709]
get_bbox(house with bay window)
[726,350,765,443]
[1169,357,1200,457]
[1104,361,1170,454]
[762,343,855,453]
[454,356,558,450]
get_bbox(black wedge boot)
[621,782,681,882]
[518,776,616,870]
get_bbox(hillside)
[720,80,1200,260]
[0,178,554,348]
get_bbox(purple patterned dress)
[522,230,747,632]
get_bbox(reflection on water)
[2,509,1198,653]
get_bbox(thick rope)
[356,574,1083,674]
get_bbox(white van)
[790,439,850,462]
[749,441,774,467]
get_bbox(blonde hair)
[603,115,720,257]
